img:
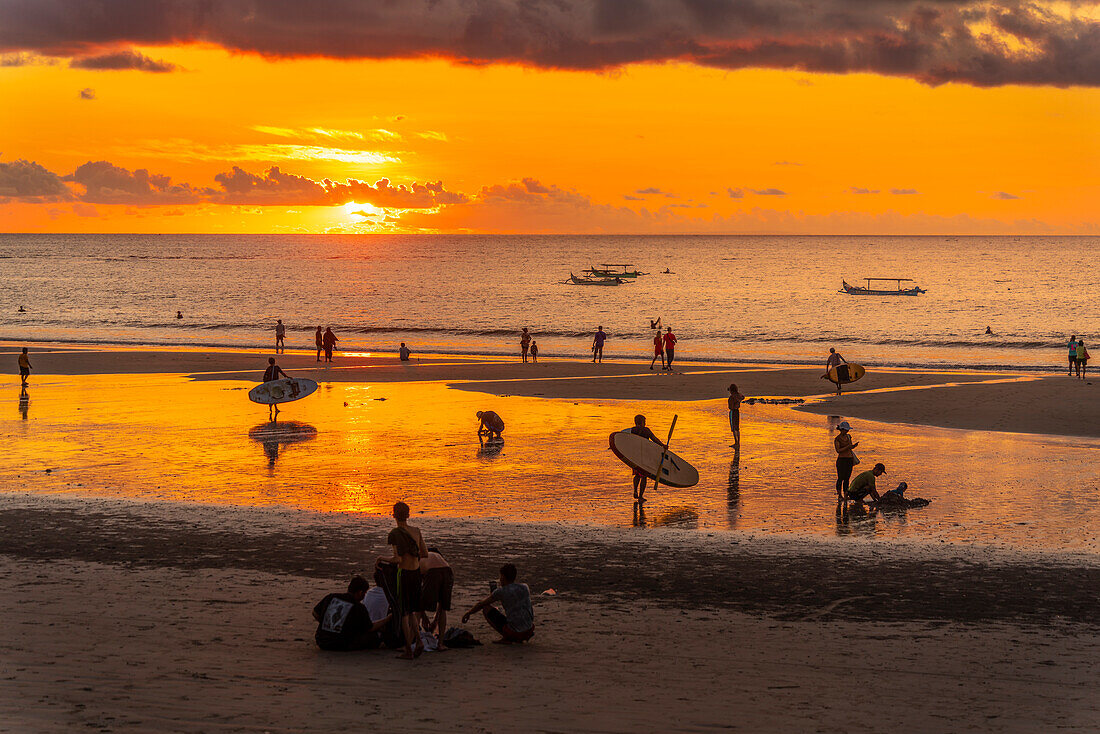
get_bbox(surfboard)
[608,431,700,488]
[826,363,866,385]
[248,378,319,405]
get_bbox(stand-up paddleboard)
[248,378,318,405]
[826,363,866,385]
[609,431,699,488]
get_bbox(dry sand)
[1,496,1098,733]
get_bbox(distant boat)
[841,278,926,296]
[567,272,626,286]
[585,263,647,278]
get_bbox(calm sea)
[1,234,1095,370]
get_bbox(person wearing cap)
[847,463,886,503]
[834,420,859,500]
[476,410,505,441]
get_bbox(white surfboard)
[248,378,318,405]
[609,430,700,488]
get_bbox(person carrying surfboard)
[263,357,288,383]
[626,414,665,503]
[824,348,849,395]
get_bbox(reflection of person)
[322,327,338,362]
[592,326,607,363]
[727,383,745,448]
[312,576,391,651]
[376,502,429,660]
[461,563,535,644]
[520,328,531,363]
[847,463,886,503]
[18,347,31,388]
[824,348,848,395]
[662,327,677,372]
[315,326,324,362]
[263,357,288,382]
[399,342,412,362]
[626,414,664,503]
[834,420,858,500]
[476,410,505,440]
[275,319,286,353]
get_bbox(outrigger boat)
[567,272,626,286]
[585,263,648,278]
[841,277,926,296]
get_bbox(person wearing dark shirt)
[399,342,412,361]
[262,357,288,383]
[662,327,677,372]
[312,576,391,651]
[376,501,428,659]
[314,326,323,362]
[322,327,338,362]
[420,549,454,642]
[727,383,745,449]
[462,563,535,644]
[592,326,607,363]
[520,327,531,363]
[626,414,665,503]
[476,410,505,441]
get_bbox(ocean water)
[1,234,1096,370]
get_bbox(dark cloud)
[773,160,803,166]
[850,186,880,194]
[624,194,643,201]
[751,188,786,195]
[992,191,1020,199]
[0,158,73,202]
[213,165,468,208]
[890,188,919,195]
[727,187,744,198]
[79,87,95,99]
[65,161,211,204]
[636,187,664,195]
[0,1,1096,86]
[69,48,176,72]
[214,166,326,205]
[327,178,469,209]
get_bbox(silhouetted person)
[1068,335,1078,376]
[985,325,993,335]
[461,563,535,644]
[176,311,183,319]
[728,383,745,448]
[18,347,30,388]
[847,463,887,504]
[263,357,288,383]
[662,327,677,372]
[375,501,429,660]
[592,326,606,363]
[399,342,412,361]
[315,326,324,362]
[322,327,338,362]
[275,319,286,353]
[650,331,664,371]
[824,347,848,395]
[529,340,539,363]
[1077,339,1089,379]
[477,410,505,441]
[520,328,531,363]
[834,420,858,500]
[625,414,664,503]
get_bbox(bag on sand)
[441,627,481,649]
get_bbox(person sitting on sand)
[728,383,745,448]
[312,576,392,651]
[399,342,412,362]
[461,563,535,644]
[420,548,454,642]
[626,414,665,503]
[847,463,886,504]
[824,348,848,395]
[262,357,288,383]
[529,340,539,363]
[376,501,429,659]
[18,347,31,388]
[476,410,505,441]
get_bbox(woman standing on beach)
[727,383,744,448]
[834,421,858,500]
[650,332,664,370]
[1077,339,1089,379]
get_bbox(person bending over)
[312,576,391,651]
[462,563,535,644]
[476,410,505,441]
[847,463,886,504]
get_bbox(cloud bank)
[0,0,1097,86]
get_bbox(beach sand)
[4,344,1100,731]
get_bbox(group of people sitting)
[312,501,535,657]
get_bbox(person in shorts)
[824,348,849,395]
[1076,339,1089,379]
[625,414,665,503]
[592,326,607,363]
[420,549,454,641]
[476,410,505,441]
[1068,336,1078,376]
[727,383,745,449]
[520,328,531,363]
[18,347,31,388]
[376,501,428,659]
[662,327,677,372]
[650,332,664,371]
[275,319,286,353]
[462,563,535,644]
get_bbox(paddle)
[651,414,678,494]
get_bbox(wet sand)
[1,495,1098,732]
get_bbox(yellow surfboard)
[826,363,866,385]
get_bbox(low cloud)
[773,161,803,166]
[635,187,664,195]
[79,87,95,99]
[727,188,744,198]
[751,188,786,196]
[992,191,1020,200]
[64,161,211,204]
[70,49,177,72]
[0,158,73,202]
[850,186,880,194]
[891,188,920,195]
[624,195,643,201]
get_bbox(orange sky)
[2,43,1098,234]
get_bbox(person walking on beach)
[520,328,531,363]
[322,327,338,363]
[662,327,677,372]
[1076,339,1089,379]
[626,414,665,503]
[461,563,535,644]
[529,340,539,363]
[834,420,858,500]
[847,463,886,504]
[728,383,745,449]
[275,319,286,353]
[592,326,607,363]
[315,326,324,362]
[399,342,412,362]
[376,501,429,659]
[476,410,505,441]
[824,348,849,395]
[18,347,31,388]
[650,331,665,371]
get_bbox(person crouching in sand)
[462,563,535,644]
[626,414,665,503]
[376,501,428,659]
[846,463,886,504]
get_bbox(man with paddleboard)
[626,414,665,503]
[823,348,849,395]
[263,357,289,383]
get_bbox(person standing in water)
[592,326,607,363]
[322,327,338,362]
[520,328,531,363]
[824,348,848,395]
[1076,339,1089,379]
[834,420,859,500]
[476,410,505,441]
[314,326,324,362]
[275,319,286,353]
[625,414,665,503]
[650,331,664,371]
[727,383,745,449]
[662,327,677,372]
[18,347,31,388]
